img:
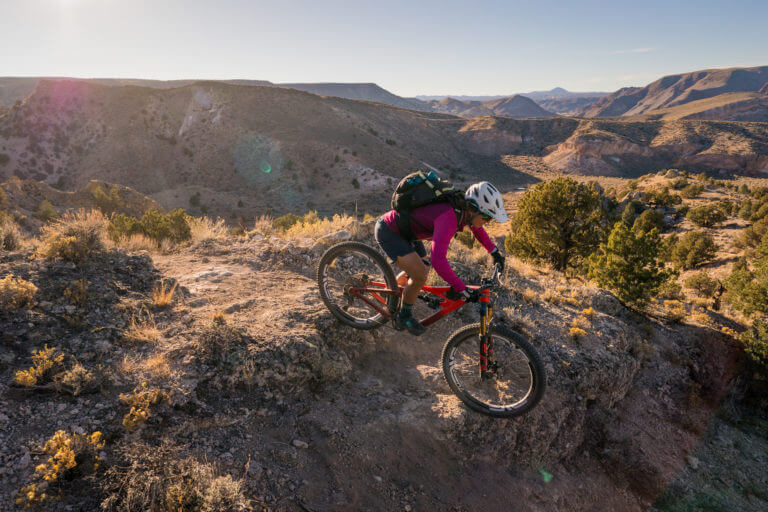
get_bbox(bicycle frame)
[347,282,491,327]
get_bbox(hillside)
[0,78,424,112]
[2,79,768,223]
[0,79,533,219]
[581,65,768,119]
[1,194,765,510]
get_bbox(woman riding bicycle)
[375,181,508,336]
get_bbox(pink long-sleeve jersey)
[382,202,496,292]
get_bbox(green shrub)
[739,319,768,384]
[37,200,59,222]
[751,201,768,222]
[718,200,735,216]
[621,200,643,226]
[633,208,665,234]
[670,231,718,270]
[587,222,673,305]
[90,184,122,214]
[108,209,191,246]
[686,204,727,228]
[751,186,768,199]
[506,177,606,271]
[684,271,719,296]
[647,187,682,208]
[272,212,301,231]
[739,184,751,195]
[725,238,768,317]
[739,200,754,220]
[352,178,360,189]
[669,177,688,190]
[385,139,397,145]
[189,192,201,207]
[680,183,704,199]
[739,217,768,249]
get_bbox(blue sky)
[2,0,767,96]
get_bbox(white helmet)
[465,182,508,223]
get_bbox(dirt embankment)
[1,225,751,511]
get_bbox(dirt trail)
[151,243,651,512]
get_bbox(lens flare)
[260,160,271,173]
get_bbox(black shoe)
[392,313,426,336]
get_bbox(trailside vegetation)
[506,177,607,272]
[587,222,673,305]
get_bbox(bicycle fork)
[479,294,495,380]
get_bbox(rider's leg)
[395,252,429,306]
[391,252,428,335]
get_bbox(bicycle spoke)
[449,334,534,409]
[322,250,392,324]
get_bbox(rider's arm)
[430,210,466,292]
[470,225,497,253]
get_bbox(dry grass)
[664,300,688,323]
[101,443,251,512]
[521,288,539,303]
[124,314,161,344]
[0,274,38,309]
[210,309,227,325]
[152,280,178,309]
[251,212,366,241]
[115,233,156,252]
[141,352,173,380]
[541,289,562,304]
[188,216,228,243]
[38,209,108,263]
[0,215,22,250]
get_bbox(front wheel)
[441,323,546,418]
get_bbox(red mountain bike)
[317,241,546,418]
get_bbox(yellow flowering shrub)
[16,430,104,507]
[13,345,64,387]
[120,382,170,430]
[0,274,38,309]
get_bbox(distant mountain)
[428,94,557,118]
[277,82,429,111]
[415,88,608,103]
[580,65,768,118]
[519,87,608,101]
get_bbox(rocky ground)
[1,225,765,511]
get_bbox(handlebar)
[479,264,504,291]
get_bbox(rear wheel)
[317,242,398,330]
[441,323,546,418]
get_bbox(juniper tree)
[587,222,673,305]
[505,177,606,271]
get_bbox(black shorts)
[374,218,427,264]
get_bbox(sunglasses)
[479,212,493,221]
